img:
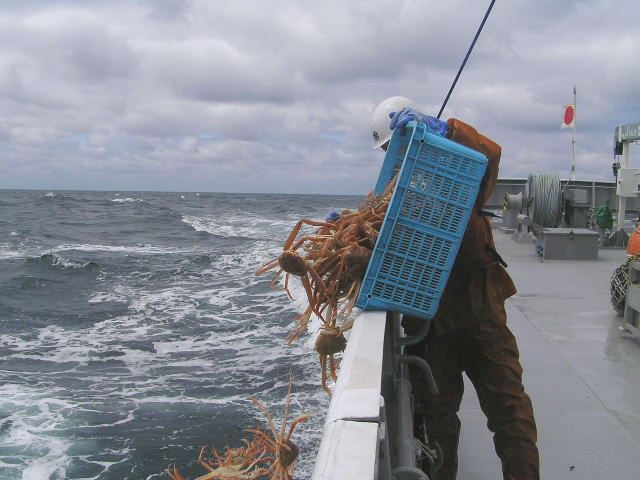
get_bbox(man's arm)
[446,118,501,208]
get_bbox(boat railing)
[312,311,436,480]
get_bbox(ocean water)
[0,190,363,480]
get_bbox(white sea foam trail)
[111,197,143,203]
[0,244,23,259]
[181,214,291,239]
[52,243,191,254]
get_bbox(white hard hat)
[371,96,417,149]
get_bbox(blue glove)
[389,107,422,130]
[389,107,448,137]
[325,211,340,222]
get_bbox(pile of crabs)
[257,179,394,396]
[168,183,394,480]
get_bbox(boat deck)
[458,230,640,479]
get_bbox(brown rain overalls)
[404,119,540,480]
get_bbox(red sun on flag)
[562,105,575,128]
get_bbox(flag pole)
[571,85,576,180]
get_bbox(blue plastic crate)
[356,121,488,319]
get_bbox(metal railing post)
[378,404,394,480]
[381,312,431,480]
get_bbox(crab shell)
[278,439,300,468]
[344,246,372,281]
[230,454,248,467]
[314,331,347,355]
[356,223,377,250]
[278,251,308,276]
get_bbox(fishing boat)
[312,178,640,480]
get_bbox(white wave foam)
[2,242,190,261]
[49,253,93,269]
[0,385,73,479]
[0,383,137,479]
[52,243,190,255]
[10,231,18,236]
[0,243,23,259]
[0,232,332,477]
[88,290,129,304]
[44,192,56,198]
[181,214,291,239]
[111,197,143,203]
[207,244,280,281]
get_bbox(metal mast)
[571,85,576,180]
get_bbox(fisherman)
[371,96,540,480]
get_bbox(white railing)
[311,311,388,480]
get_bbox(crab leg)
[250,398,279,439]
[290,235,333,252]
[286,306,313,344]
[269,268,284,290]
[283,220,335,250]
[167,466,187,480]
[256,258,280,275]
[283,272,294,300]
[301,278,325,321]
[329,355,339,381]
[280,372,294,438]
[319,355,332,397]
[286,414,310,440]
[306,265,327,293]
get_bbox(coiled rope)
[527,173,562,227]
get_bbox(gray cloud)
[1,0,639,193]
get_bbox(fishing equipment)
[356,120,487,319]
[608,123,640,246]
[436,0,497,119]
[502,192,524,230]
[611,263,628,316]
[610,255,640,316]
[526,173,562,228]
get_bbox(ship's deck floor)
[458,230,640,479]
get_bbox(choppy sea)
[0,190,363,480]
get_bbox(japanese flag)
[562,104,575,128]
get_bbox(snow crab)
[256,219,330,319]
[167,439,269,480]
[246,374,310,480]
[314,322,348,397]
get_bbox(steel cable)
[527,173,562,227]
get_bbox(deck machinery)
[609,123,640,247]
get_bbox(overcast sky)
[1,0,638,194]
